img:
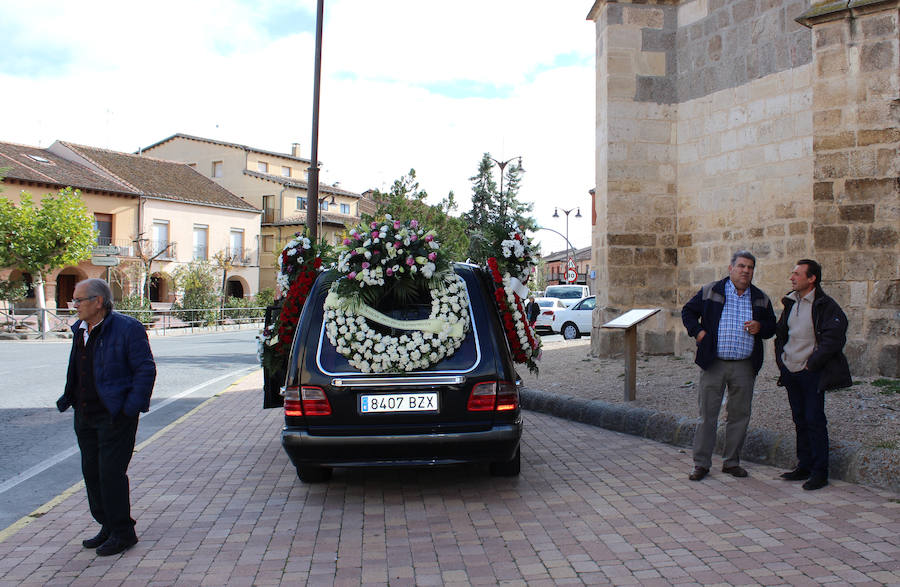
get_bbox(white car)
[533,297,567,332]
[551,295,596,339]
[543,284,590,308]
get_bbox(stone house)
[139,134,368,292]
[587,0,899,376]
[0,139,260,308]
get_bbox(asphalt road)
[0,328,261,531]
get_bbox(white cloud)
[0,0,595,253]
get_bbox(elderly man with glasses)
[57,278,156,556]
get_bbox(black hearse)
[264,263,522,482]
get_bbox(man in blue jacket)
[57,278,156,556]
[681,251,776,482]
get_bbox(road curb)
[520,388,900,494]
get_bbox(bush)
[116,295,154,326]
[173,289,218,326]
[255,288,275,309]
[223,296,263,321]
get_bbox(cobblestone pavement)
[1,371,898,586]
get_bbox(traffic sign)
[566,257,576,270]
[565,268,578,283]
[91,256,120,266]
[92,245,121,256]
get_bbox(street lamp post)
[317,193,336,243]
[552,206,582,283]
[488,156,523,223]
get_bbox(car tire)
[562,322,580,340]
[297,465,332,483]
[489,447,521,477]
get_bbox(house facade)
[139,134,367,292]
[541,247,593,287]
[0,139,261,309]
[587,0,899,376]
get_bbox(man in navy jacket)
[681,251,776,482]
[57,278,156,556]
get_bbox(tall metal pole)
[307,0,324,243]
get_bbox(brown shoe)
[722,465,748,478]
[689,466,709,481]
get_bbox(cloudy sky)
[1,0,595,254]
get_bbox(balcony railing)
[262,209,278,224]
[147,241,176,260]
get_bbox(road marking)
[0,366,255,496]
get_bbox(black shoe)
[722,465,748,478]
[96,533,138,556]
[689,466,709,481]
[802,477,828,491]
[780,468,810,481]
[81,528,110,549]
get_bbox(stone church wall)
[588,0,899,377]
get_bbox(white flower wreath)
[324,274,470,373]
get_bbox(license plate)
[359,393,438,413]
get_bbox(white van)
[543,284,590,307]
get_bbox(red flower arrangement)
[260,234,323,376]
[487,254,540,374]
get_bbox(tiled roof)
[542,246,592,263]
[270,210,354,228]
[140,133,313,165]
[59,142,260,212]
[243,170,361,198]
[0,141,135,195]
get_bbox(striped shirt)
[716,279,754,360]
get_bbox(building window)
[212,161,223,178]
[297,196,307,210]
[193,225,208,260]
[320,199,329,211]
[257,161,268,173]
[151,220,170,257]
[340,203,350,215]
[262,235,274,252]
[93,213,112,246]
[229,228,244,261]
[281,166,291,177]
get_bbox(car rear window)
[538,300,554,307]
[314,273,482,375]
[545,286,585,299]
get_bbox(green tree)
[0,187,97,331]
[363,169,469,263]
[463,154,536,264]
[171,260,219,325]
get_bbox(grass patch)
[872,378,900,395]
[873,440,898,450]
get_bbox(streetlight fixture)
[317,193,336,242]
[552,206,582,283]
[488,155,523,222]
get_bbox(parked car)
[265,263,523,482]
[544,284,590,308]
[551,295,596,340]
[533,297,567,332]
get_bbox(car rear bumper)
[282,419,522,468]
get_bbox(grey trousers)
[693,358,756,469]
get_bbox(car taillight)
[496,381,518,411]
[541,310,553,315]
[301,386,332,416]
[467,381,496,411]
[467,381,518,412]
[283,385,302,416]
[282,385,332,416]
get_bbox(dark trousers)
[781,368,829,479]
[74,409,139,537]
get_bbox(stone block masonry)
[587,0,899,376]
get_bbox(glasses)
[72,296,98,306]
